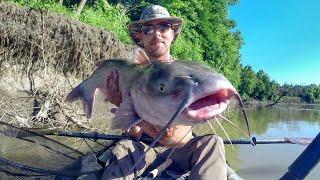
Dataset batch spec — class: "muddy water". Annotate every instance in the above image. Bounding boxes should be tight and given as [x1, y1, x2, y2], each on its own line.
[1, 105, 319, 179]
[194, 106, 320, 180]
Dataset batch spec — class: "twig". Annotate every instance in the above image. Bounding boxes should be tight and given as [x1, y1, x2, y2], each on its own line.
[267, 85, 296, 107]
[55, 98, 91, 130]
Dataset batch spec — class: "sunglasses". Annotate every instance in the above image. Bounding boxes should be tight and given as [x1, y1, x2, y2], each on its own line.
[140, 23, 172, 35]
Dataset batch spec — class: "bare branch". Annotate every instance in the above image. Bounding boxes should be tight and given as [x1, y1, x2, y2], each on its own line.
[76, 0, 87, 15]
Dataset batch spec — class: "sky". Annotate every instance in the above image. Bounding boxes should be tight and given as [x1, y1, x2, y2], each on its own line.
[229, 0, 320, 85]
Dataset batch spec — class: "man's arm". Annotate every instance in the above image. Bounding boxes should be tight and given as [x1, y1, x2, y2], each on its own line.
[132, 121, 193, 148]
[105, 65, 193, 148]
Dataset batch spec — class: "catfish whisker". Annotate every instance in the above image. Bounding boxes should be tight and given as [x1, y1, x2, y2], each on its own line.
[218, 114, 250, 139]
[218, 115, 255, 146]
[130, 85, 193, 174]
[207, 120, 218, 135]
[207, 120, 227, 160]
[215, 117, 234, 149]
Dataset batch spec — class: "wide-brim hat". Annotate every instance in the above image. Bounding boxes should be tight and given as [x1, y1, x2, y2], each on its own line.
[128, 5, 183, 47]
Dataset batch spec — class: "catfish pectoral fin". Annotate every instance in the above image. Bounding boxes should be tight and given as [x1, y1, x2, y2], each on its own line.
[112, 97, 142, 130]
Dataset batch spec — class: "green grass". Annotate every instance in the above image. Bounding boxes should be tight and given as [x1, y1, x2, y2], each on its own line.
[8, 0, 132, 43]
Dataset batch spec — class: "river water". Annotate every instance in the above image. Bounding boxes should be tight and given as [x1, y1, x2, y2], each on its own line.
[195, 106, 320, 180]
[1, 105, 319, 179]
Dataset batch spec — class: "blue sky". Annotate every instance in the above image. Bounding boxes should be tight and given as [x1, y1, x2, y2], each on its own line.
[229, 0, 320, 85]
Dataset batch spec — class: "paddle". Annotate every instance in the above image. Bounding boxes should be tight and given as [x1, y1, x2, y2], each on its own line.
[27, 130, 313, 146]
[280, 131, 320, 180]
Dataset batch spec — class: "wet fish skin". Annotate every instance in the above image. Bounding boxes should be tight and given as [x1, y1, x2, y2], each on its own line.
[66, 59, 238, 129]
[128, 60, 237, 127]
[65, 60, 143, 118]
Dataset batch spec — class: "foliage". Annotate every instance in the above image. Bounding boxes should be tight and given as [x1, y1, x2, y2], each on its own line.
[9, 0, 131, 43]
[300, 84, 320, 103]
[5, 0, 320, 104]
[11, 0, 73, 14]
[108, 0, 243, 86]
[276, 84, 320, 104]
[165, 0, 243, 87]
[252, 70, 277, 101]
[78, 1, 131, 43]
[238, 65, 257, 100]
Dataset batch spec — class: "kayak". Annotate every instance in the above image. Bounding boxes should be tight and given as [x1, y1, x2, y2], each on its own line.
[0, 121, 319, 179]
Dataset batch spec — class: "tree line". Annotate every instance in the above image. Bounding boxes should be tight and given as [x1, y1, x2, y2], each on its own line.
[9, 0, 320, 104]
[239, 66, 320, 104]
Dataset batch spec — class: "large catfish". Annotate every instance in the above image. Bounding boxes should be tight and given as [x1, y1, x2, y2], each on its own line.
[65, 55, 250, 137]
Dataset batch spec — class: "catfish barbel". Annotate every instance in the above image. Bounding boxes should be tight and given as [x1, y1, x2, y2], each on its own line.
[65, 59, 250, 135]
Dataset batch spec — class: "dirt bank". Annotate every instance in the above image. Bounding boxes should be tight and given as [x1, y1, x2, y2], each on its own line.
[0, 2, 135, 132]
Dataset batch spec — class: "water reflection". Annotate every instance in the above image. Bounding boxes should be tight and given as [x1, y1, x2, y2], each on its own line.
[194, 106, 320, 179]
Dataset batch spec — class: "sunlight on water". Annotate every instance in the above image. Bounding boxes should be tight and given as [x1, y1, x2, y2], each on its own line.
[238, 121, 319, 180]
[194, 106, 320, 180]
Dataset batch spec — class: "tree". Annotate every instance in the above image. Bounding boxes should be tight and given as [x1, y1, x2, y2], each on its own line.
[238, 65, 257, 99]
[300, 84, 320, 103]
[77, 0, 87, 15]
[166, 0, 243, 87]
[113, 0, 243, 87]
[251, 70, 274, 101]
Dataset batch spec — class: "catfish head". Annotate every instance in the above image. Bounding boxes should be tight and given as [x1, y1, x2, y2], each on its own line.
[65, 57, 249, 135]
[129, 60, 240, 127]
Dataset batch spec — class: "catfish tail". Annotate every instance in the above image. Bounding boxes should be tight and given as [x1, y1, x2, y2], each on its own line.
[65, 59, 142, 119]
[65, 80, 96, 119]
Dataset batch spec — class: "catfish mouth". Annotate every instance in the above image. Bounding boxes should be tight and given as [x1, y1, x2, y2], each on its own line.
[184, 89, 236, 121]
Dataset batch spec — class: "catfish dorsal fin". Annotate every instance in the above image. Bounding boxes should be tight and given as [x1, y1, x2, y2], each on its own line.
[132, 48, 150, 65]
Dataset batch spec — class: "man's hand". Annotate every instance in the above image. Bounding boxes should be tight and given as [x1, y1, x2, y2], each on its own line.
[106, 70, 122, 106]
[136, 121, 193, 148]
[127, 125, 143, 140]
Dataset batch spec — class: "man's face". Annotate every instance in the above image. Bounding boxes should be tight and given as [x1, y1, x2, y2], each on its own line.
[140, 20, 175, 59]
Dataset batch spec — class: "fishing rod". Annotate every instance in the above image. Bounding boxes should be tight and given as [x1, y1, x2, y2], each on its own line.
[280, 131, 320, 180]
[32, 130, 313, 146]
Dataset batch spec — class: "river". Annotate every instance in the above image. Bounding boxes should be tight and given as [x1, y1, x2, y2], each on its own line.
[194, 106, 320, 180]
[1, 106, 319, 179]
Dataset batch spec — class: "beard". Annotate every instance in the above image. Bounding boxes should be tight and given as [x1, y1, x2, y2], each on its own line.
[145, 42, 169, 58]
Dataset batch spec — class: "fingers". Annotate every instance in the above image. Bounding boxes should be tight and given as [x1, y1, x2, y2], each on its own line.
[110, 107, 117, 114]
[105, 69, 123, 106]
[126, 125, 143, 140]
[106, 70, 117, 93]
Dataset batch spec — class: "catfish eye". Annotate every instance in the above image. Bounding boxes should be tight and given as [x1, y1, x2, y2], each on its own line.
[159, 84, 166, 92]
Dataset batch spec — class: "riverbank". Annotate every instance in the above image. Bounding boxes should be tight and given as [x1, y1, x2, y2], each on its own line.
[0, 2, 133, 132]
[242, 99, 320, 110]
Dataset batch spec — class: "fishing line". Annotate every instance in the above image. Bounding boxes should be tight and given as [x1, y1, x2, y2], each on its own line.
[0, 121, 84, 156]
[206, 120, 227, 161]
[234, 94, 251, 137]
[83, 138, 97, 154]
[218, 114, 251, 139]
[166, 126, 194, 160]
[145, 126, 195, 179]
[130, 80, 195, 174]
[215, 117, 234, 149]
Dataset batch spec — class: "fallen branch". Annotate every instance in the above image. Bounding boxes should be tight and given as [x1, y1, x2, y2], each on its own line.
[267, 85, 296, 107]
[55, 98, 91, 130]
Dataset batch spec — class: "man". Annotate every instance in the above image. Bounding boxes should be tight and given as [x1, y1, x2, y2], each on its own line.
[100, 5, 242, 180]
